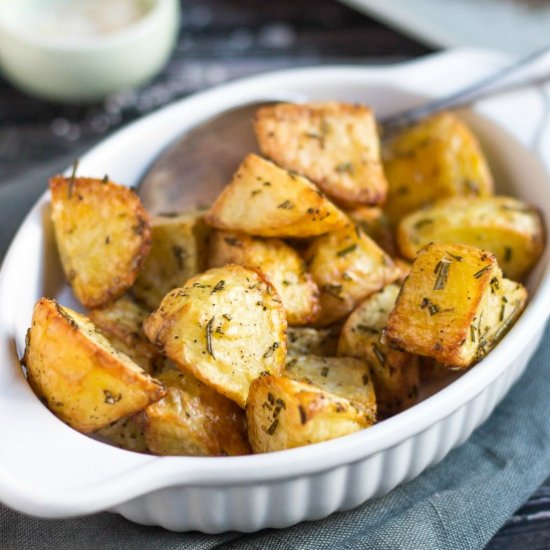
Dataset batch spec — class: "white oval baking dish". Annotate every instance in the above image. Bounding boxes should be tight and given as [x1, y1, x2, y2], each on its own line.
[0, 48, 549, 533]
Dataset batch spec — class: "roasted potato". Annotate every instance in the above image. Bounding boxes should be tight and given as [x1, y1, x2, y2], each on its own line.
[133, 212, 210, 310]
[305, 224, 400, 325]
[49, 175, 151, 308]
[345, 206, 397, 256]
[205, 154, 349, 238]
[285, 355, 377, 423]
[246, 374, 372, 453]
[287, 325, 341, 356]
[208, 230, 320, 325]
[383, 112, 493, 223]
[254, 102, 388, 206]
[384, 243, 527, 368]
[143, 369, 250, 456]
[89, 295, 162, 374]
[24, 298, 166, 433]
[94, 413, 148, 453]
[143, 265, 287, 408]
[397, 196, 544, 280]
[337, 284, 420, 417]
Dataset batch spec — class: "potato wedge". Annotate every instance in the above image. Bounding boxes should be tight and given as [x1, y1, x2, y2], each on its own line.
[143, 265, 287, 407]
[89, 295, 162, 374]
[143, 369, 250, 456]
[397, 196, 544, 280]
[133, 212, 210, 310]
[208, 230, 320, 325]
[246, 375, 372, 453]
[205, 153, 348, 237]
[287, 325, 341, 356]
[285, 355, 376, 423]
[254, 102, 387, 206]
[337, 284, 420, 417]
[346, 206, 397, 256]
[306, 224, 400, 325]
[24, 298, 166, 433]
[382, 112, 493, 223]
[49, 175, 151, 308]
[384, 243, 526, 368]
[94, 413, 148, 453]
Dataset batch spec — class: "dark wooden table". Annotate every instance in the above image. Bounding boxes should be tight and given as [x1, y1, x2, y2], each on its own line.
[1, 1, 548, 547]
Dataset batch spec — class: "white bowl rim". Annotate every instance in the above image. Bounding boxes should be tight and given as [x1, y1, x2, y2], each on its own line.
[0, 47, 549, 517]
[0, 0, 177, 51]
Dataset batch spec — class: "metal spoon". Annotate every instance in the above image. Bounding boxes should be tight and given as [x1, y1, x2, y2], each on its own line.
[138, 47, 550, 214]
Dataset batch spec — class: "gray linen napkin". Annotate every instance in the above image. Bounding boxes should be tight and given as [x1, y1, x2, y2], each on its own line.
[1, 160, 549, 550]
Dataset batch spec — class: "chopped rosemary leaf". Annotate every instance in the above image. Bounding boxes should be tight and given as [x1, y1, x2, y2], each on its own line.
[335, 161, 354, 174]
[470, 324, 476, 343]
[500, 301, 506, 322]
[266, 418, 279, 435]
[263, 342, 280, 358]
[433, 258, 451, 290]
[211, 280, 225, 294]
[372, 343, 386, 366]
[336, 244, 357, 257]
[277, 200, 294, 210]
[68, 159, 79, 199]
[224, 237, 242, 247]
[321, 284, 344, 301]
[362, 374, 369, 385]
[504, 246, 513, 263]
[420, 297, 441, 316]
[446, 252, 463, 262]
[101, 174, 109, 183]
[414, 218, 433, 230]
[473, 265, 491, 279]
[206, 317, 215, 359]
[298, 405, 307, 424]
[321, 366, 329, 377]
[357, 324, 379, 334]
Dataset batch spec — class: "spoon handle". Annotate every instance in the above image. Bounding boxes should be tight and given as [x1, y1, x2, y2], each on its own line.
[380, 44, 550, 133]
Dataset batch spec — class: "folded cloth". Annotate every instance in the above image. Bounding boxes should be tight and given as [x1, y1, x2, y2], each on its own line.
[1, 159, 549, 550]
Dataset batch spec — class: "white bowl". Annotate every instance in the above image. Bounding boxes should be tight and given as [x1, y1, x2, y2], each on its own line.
[0, 0, 179, 103]
[0, 49, 549, 533]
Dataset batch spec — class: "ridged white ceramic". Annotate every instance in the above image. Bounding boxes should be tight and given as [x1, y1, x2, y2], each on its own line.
[0, 49, 549, 533]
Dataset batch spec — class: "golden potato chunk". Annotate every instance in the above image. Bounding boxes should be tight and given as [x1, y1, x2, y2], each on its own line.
[346, 206, 397, 256]
[287, 325, 341, 356]
[89, 295, 162, 374]
[384, 243, 526, 368]
[24, 298, 166, 433]
[133, 212, 210, 310]
[205, 154, 348, 238]
[337, 284, 420, 418]
[95, 413, 148, 453]
[285, 355, 376, 423]
[397, 196, 544, 280]
[49, 175, 151, 308]
[143, 265, 287, 407]
[383, 112, 493, 223]
[246, 375, 372, 453]
[306, 224, 400, 325]
[254, 102, 388, 206]
[143, 369, 250, 456]
[208, 230, 320, 325]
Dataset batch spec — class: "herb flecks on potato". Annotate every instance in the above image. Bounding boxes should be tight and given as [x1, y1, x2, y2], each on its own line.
[397, 196, 544, 281]
[255, 102, 388, 207]
[384, 243, 527, 369]
[208, 230, 320, 325]
[143, 265, 287, 408]
[205, 153, 348, 238]
[338, 284, 420, 418]
[49, 175, 151, 308]
[383, 112, 493, 223]
[24, 298, 166, 433]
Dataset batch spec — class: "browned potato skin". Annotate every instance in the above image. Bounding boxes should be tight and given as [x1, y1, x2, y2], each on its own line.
[49, 176, 152, 308]
[346, 207, 397, 256]
[208, 230, 320, 325]
[255, 102, 388, 207]
[95, 413, 148, 453]
[89, 295, 162, 374]
[384, 243, 524, 368]
[143, 265, 287, 408]
[306, 224, 400, 325]
[397, 196, 545, 281]
[133, 212, 210, 310]
[143, 369, 250, 456]
[246, 375, 372, 453]
[287, 325, 341, 356]
[338, 284, 419, 418]
[24, 298, 166, 433]
[285, 355, 377, 423]
[205, 154, 349, 238]
[383, 112, 493, 224]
